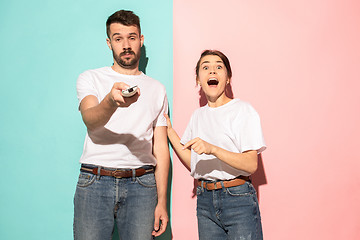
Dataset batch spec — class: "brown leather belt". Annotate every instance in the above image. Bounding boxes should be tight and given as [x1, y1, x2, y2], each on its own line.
[80, 165, 155, 178]
[198, 176, 250, 190]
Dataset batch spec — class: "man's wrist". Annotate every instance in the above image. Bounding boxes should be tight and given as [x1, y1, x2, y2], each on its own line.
[105, 93, 118, 108]
[157, 195, 167, 206]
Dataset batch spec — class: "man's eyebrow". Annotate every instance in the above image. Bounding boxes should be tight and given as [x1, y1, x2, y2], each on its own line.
[111, 33, 121, 38]
[111, 32, 138, 38]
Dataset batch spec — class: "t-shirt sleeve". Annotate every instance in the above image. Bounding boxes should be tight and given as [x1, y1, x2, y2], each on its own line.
[153, 89, 169, 127]
[76, 71, 98, 108]
[239, 106, 267, 154]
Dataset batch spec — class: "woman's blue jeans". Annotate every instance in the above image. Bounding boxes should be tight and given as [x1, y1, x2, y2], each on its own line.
[73, 166, 157, 240]
[196, 181, 263, 240]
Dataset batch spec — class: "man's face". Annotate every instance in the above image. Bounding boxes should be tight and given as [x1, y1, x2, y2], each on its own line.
[106, 23, 143, 69]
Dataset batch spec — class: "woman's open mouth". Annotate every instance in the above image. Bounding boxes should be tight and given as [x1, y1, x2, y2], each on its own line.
[207, 78, 219, 86]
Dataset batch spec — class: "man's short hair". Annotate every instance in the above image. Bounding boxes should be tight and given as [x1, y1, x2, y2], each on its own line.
[106, 10, 141, 38]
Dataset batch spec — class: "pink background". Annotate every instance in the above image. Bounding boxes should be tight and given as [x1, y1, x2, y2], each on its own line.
[172, 0, 360, 239]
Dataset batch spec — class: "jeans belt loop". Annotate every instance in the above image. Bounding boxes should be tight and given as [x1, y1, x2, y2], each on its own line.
[220, 181, 226, 192]
[132, 169, 136, 181]
[97, 166, 101, 180]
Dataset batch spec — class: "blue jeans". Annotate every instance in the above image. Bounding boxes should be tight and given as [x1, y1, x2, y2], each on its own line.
[196, 181, 263, 240]
[73, 165, 157, 240]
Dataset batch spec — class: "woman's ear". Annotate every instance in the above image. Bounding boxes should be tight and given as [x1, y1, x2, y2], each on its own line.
[196, 77, 201, 86]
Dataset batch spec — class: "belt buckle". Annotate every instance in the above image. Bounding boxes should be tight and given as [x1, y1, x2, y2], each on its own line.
[112, 169, 124, 178]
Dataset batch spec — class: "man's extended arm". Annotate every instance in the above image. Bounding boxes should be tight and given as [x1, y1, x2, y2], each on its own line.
[79, 82, 140, 131]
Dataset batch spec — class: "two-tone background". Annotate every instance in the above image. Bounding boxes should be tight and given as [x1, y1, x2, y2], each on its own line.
[1, 0, 359, 239]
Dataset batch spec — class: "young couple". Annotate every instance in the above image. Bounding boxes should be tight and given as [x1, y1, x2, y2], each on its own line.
[74, 9, 266, 240]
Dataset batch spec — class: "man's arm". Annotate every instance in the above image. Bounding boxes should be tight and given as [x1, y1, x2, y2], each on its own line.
[80, 82, 140, 131]
[152, 126, 170, 237]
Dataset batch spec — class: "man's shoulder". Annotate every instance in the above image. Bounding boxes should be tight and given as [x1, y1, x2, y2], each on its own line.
[140, 73, 161, 83]
[140, 73, 166, 90]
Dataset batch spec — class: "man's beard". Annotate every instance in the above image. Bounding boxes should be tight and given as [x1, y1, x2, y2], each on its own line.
[113, 49, 140, 69]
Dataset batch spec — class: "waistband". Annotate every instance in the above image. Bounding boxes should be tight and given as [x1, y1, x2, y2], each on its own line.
[197, 176, 250, 191]
[80, 164, 155, 179]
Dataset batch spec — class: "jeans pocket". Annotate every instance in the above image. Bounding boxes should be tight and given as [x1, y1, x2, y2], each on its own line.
[76, 172, 96, 187]
[226, 182, 252, 197]
[136, 173, 156, 188]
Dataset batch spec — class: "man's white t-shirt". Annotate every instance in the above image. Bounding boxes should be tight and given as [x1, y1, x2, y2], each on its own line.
[181, 99, 266, 180]
[76, 66, 168, 168]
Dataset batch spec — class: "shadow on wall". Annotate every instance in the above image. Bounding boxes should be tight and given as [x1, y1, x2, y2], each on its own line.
[139, 45, 149, 74]
[252, 154, 267, 203]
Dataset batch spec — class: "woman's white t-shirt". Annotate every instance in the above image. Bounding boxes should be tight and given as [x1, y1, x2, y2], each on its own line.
[181, 99, 266, 180]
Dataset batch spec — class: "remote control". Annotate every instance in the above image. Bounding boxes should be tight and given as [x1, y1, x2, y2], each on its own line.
[122, 85, 138, 97]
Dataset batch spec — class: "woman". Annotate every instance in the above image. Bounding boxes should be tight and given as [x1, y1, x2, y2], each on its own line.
[165, 50, 266, 240]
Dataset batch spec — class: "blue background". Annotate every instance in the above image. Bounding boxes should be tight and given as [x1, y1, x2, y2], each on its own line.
[0, 1, 173, 239]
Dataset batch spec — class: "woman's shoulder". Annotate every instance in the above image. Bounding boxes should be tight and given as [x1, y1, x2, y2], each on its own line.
[230, 99, 259, 116]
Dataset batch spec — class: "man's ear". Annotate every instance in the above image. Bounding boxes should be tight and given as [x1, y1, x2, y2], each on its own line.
[106, 38, 112, 50]
[140, 34, 144, 47]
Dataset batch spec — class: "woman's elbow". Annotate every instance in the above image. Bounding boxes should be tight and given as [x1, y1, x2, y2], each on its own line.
[247, 160, 258, 175]
[244, 151, 259, 174]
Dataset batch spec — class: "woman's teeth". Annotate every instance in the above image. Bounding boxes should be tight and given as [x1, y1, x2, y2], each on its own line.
[207, 78, 219, 86]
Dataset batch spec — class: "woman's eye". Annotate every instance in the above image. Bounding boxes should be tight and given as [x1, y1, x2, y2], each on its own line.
[217, 65, 222, 69]
[203, 66, 209, 70]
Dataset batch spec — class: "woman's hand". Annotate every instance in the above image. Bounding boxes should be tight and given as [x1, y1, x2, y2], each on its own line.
[162, 113, 191, 169]
[183, 137, 215, 155]
[163, 113, 173, 132]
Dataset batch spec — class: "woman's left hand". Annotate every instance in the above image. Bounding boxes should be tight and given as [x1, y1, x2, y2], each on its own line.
[183, 137, 215, 155]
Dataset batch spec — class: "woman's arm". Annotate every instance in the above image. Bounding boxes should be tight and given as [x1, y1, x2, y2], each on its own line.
[183, 138, 258, 174]
[164, 114, 191, 169]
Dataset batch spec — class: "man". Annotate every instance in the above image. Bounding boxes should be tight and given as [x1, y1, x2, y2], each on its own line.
[74, 10, 170, 240]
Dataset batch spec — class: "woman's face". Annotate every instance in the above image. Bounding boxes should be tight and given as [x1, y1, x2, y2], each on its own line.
[197, 55, 230, 101]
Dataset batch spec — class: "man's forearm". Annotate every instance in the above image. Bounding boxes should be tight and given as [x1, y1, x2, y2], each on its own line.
[155, 159, 169, 205]
[153, 126, 170, 205]
[80, 94, 117, 131]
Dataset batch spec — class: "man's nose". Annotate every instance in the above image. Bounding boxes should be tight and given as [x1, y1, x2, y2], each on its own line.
[122, 39, 131, 49]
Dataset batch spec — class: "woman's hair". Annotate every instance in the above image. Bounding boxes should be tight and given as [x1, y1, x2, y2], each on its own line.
[195, 50, 232, 80]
